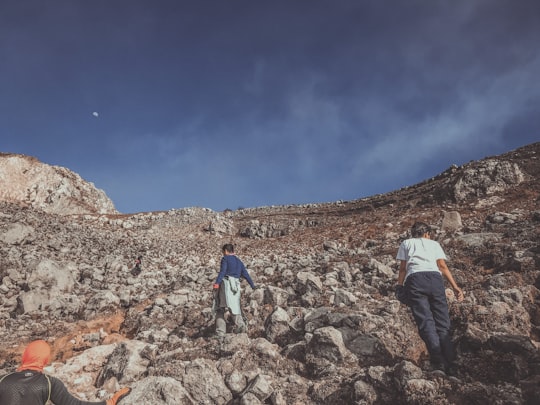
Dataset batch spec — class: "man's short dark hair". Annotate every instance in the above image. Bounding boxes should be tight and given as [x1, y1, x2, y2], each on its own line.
[411, 222, 432, 238]
[222, 243, 234, 253]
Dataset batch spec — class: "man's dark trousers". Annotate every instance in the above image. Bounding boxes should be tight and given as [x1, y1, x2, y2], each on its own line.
[405, 271, 455, 367]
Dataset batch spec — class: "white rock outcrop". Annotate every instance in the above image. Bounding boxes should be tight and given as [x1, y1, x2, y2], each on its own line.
[0, 153, 117, 215]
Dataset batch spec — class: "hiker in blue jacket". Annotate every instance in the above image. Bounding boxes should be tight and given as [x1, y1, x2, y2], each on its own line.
[213, 243, 257, 337]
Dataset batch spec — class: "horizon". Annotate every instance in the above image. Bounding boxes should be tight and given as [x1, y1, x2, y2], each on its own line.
[4, 140, 537, 214]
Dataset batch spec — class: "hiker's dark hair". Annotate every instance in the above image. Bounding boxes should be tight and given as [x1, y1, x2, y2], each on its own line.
[222, 243, 234, 253]
[411, 222, 432, 238]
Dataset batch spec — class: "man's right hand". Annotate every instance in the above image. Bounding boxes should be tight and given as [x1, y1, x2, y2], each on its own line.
[454, 287, 465, 302]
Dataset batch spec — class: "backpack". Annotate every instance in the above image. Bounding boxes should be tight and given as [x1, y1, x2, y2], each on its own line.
[0, 372, 52, 404]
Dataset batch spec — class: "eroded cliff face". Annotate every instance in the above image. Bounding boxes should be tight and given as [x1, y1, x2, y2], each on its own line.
[0, 143, 539, 404]
[0, 153, 117, 215]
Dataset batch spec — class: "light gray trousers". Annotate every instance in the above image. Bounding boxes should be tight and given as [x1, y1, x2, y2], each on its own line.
[215, 308, 246, 335]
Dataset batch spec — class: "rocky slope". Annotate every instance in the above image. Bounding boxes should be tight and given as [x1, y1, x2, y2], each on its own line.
[0, 142, 538, 404]
[0, 153, 117, 215]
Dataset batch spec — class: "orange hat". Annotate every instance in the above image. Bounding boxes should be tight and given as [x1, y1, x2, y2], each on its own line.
[17, 340, 51, 372]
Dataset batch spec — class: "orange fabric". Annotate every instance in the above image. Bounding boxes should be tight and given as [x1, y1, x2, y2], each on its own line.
[17, 340, 51, 372]
[106, 387, 132, 405]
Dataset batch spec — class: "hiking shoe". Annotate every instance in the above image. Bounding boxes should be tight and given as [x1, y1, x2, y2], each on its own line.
[431, 361, 445, 371]
[446, 363, 458, 377]
[213, 334, 225, 343]
[431, 362, 446, 377]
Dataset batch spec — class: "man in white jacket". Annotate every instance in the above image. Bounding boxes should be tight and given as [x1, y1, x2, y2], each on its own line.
[396, 222, 464, 375]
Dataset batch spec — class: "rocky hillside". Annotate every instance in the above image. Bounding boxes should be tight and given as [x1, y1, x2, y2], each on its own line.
[0, 153, 117, 215]
[0, 142, 538, 404]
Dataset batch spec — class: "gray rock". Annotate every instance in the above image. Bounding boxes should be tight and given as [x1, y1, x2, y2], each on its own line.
[0, 143, 539, 405]
[121, 376, 195, 405]
[441, 211, 462, 232]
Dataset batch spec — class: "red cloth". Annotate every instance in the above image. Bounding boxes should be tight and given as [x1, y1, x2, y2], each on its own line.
[17, 340, 51, 372]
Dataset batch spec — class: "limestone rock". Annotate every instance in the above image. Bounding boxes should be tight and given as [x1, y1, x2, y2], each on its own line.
[0, 142, 538, 404]
[0, 153, 117, 214]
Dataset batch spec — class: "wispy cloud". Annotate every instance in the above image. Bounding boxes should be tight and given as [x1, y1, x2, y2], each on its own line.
[3, 1, 539, 212]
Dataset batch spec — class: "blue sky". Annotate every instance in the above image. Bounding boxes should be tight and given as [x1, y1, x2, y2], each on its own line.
[1, 1, 539, 213]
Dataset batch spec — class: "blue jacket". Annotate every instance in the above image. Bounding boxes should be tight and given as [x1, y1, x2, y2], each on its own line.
[215, 255, 255, 288]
